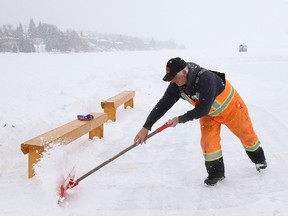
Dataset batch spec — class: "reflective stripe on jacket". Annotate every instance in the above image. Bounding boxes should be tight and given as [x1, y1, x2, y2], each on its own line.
[209, 80, 235, 116]
[181, 80, 235, 117]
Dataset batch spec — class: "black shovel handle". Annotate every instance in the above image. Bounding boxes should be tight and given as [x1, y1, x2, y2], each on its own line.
[75, 122, 172, 183]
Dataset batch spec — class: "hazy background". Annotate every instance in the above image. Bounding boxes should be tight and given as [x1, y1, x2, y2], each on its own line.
[1, 1, 288, 215]
[1, 0, 288, 51]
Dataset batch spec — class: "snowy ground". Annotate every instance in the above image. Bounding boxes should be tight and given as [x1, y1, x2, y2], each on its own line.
[1, 48, 288, 216]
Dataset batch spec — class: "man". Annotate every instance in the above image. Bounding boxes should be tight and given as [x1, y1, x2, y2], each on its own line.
[134, 57, 267, 186]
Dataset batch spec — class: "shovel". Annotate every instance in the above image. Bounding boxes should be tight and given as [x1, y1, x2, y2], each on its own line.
[57, 122, 172, 205]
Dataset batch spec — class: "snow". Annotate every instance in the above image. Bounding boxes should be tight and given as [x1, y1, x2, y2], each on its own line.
[1, 48, 288, 216]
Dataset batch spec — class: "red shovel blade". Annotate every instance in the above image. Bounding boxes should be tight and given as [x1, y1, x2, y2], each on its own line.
[57, 167, 78, 205]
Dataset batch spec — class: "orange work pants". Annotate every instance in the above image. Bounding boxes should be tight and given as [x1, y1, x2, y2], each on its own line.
[199, 88, 260, 161]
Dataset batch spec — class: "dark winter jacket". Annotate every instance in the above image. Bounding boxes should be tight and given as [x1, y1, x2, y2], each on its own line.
[143, 62, 226, 130]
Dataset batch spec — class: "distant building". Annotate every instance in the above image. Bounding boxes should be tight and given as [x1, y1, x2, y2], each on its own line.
[33, 38, 46, 53]
[239, 44, 247, 52]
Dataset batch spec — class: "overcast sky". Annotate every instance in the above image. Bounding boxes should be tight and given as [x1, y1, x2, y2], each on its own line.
[1, 0, 287, 49]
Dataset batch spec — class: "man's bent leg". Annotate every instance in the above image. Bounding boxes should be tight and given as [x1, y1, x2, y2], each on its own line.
[224, 93, 267, 171]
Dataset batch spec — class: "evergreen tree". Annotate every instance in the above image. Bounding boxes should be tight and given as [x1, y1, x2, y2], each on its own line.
[28, 18, 38, 38]
[15, 23, 24, 38]
[20, 37, 35, 52]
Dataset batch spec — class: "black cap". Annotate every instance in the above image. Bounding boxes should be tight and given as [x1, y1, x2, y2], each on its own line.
[163, 57, 187, 81]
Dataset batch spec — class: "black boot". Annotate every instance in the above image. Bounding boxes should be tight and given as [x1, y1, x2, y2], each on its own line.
[246, 146, 267, 171]
[204, 157, 225, 186]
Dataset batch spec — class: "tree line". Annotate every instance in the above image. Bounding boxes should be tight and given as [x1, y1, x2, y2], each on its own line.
[0, 19, 184, 53]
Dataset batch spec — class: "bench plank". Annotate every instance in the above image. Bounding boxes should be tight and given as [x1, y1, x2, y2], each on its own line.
[101, 90, 135, 121]
[21, 112, 107, 178]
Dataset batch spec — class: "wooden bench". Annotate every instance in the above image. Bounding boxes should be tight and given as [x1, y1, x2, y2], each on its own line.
[21, 112, 108, 178]
[101, 90, 135, 121]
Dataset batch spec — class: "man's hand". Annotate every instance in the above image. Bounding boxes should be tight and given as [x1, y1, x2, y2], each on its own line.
[134, 127, 149, 145]
[167, 117, 179, 127]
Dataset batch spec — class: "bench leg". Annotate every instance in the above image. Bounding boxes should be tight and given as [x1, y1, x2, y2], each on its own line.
[89, 124, 104, 139]
[28, 148, 44, 178]
[124, 98, 134, 109]
[103, 104, 116, 121]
